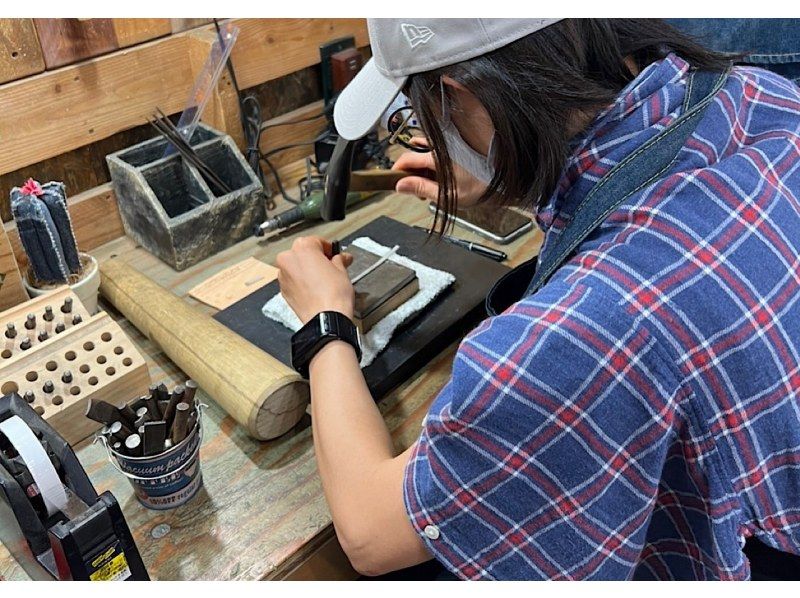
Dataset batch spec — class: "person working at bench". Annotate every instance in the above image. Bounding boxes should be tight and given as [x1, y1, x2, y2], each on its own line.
[275, 19, 800, 579]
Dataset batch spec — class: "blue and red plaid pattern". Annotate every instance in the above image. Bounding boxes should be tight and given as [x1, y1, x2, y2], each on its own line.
[403, 54, 800, 580]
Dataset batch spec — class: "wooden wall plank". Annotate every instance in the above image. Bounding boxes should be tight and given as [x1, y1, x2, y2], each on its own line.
[231, 19, 369, 90]
[112, 19, 171, 48]
[0, 224, 28, 310]
[260, 100, 327, 173]
[34, 18, 119, 69]
[0, 19, 45, 85]
[0, 35, 194, 178]
[170, 19, 213, 33]
[0, 124, 156, 223]
[0, 19, 368, 178]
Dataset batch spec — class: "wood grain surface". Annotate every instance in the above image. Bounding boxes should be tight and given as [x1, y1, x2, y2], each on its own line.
[112, 19, 171, 48]
[0, 223, 27, 311]
[170, 19, 213, 33]
[0, 19, 368, 179]
[0, 19, 44, 85]
[259, 100, 327, 173]
[34, 19, 119, 69]
[0, 190, 543, 580]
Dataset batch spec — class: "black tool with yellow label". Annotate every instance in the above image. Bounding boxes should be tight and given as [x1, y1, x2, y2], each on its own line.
[0, 393, 148, 580]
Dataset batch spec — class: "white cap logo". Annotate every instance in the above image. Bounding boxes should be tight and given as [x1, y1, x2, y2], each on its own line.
[401, 23, 434, 49]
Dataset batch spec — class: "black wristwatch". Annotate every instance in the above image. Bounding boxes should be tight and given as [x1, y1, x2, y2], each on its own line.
[291, 311, 362, 379]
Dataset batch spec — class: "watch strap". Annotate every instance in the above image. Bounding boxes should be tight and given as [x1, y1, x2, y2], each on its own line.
[291, 311, 362, 379]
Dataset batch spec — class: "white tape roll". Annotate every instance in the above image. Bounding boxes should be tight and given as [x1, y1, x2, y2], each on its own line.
[0, 416, 68, 517]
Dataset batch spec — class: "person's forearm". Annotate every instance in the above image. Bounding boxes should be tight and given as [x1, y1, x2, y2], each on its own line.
[308, 341, 396, 534]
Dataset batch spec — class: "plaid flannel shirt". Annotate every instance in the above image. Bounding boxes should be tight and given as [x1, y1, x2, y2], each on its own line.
[403, 54, 800, 580]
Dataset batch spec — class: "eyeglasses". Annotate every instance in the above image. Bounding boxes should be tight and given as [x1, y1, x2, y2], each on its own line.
[385, 105, 431, 153]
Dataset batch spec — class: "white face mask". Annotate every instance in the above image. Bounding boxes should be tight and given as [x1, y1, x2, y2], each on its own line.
[440, 80, 497, 185]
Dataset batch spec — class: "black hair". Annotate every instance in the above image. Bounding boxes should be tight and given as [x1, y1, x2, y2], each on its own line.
[404, 19, 734, 232]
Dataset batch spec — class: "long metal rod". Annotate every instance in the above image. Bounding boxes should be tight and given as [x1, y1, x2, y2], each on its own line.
[349, 245, 400, 284]
[149, 110, 233, 195]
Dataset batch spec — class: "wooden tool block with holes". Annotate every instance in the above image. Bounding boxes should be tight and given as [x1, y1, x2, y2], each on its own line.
[0, 288, 150, 445]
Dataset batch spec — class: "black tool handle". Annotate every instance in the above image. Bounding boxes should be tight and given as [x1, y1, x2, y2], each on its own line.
[466, 242, 507, 262]
[322, 137, 357, 221]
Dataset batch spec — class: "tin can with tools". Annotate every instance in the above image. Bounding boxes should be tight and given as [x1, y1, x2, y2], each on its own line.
[100, 403, 205, 510]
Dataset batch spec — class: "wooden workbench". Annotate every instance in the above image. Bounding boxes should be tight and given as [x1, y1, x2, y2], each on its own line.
[0, 191, 542, 580]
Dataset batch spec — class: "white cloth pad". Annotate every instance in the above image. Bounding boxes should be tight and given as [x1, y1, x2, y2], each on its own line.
[262, 237, 456, 367]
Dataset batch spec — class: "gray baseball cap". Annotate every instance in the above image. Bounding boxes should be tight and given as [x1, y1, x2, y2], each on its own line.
[334, 18, 562, 140]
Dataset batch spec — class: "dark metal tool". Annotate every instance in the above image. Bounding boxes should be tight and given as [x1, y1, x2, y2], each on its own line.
[162, 385, 184, 430]
[124, 434, 142, 457]
[171, 403, 191, 444]
[142, 421, 167, 457]
[85, 399, 122, 426]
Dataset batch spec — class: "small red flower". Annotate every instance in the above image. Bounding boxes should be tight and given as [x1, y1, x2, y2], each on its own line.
[21, 178, 43, 197]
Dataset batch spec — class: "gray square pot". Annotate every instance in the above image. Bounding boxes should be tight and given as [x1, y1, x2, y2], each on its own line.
[107, 124, 265, 271]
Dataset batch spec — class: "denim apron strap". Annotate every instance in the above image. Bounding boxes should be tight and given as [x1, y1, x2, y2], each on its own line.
[485, 66, 730, 317]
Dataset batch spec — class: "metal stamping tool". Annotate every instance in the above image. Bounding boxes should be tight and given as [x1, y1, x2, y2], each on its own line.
[144, 394, 162, 421]
[184, 379, 198, 404]
[162, 385, 184, 430]
[171, 403, 191, 444]
[118, 404, 138, 428]
[85, 399, 122, 426]
[142, 421, 167, 457]
[124, 434, 142, 457]
[61, 297, 73, 314]
[108, 421, 127, 444]
[5, 323, 16, 339]
[24, 314, 36, 330]
[43, 306, 54, 322]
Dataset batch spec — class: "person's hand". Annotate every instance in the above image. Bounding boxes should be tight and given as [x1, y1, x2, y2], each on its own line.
[392, 137, 487, 205]
[276, 237, 355, 325]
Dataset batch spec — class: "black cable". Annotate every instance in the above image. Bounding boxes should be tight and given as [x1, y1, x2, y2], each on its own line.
[260, 132, 329, 160]
[261, 111, 326, 130]
[260, 155, 300, 205]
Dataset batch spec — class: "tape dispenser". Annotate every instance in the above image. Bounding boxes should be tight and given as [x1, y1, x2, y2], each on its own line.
[0, 392, 148, 580]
